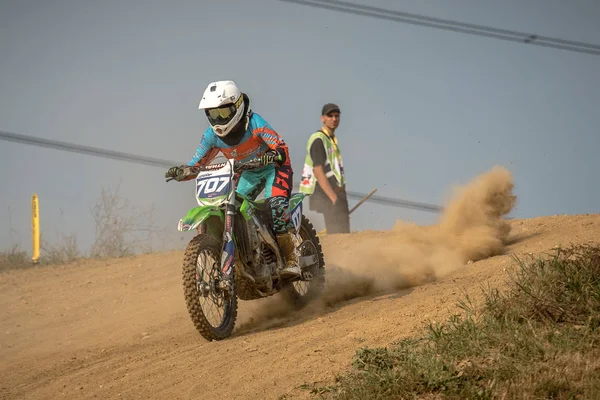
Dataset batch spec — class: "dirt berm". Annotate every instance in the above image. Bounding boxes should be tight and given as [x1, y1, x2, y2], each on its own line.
[1, 165, 598, 399]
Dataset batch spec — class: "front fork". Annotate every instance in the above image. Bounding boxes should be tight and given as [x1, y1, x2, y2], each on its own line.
[217, 203, 236, 294]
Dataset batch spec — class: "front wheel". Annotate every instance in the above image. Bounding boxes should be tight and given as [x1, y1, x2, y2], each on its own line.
[182, 233, 238, 341]
[283, 215, 326, 309]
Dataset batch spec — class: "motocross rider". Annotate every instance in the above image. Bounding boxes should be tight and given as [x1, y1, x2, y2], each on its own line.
[165, 80, 301, 278]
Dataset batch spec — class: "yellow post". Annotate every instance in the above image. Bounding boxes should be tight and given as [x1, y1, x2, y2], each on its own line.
[31, 194, 40, 264]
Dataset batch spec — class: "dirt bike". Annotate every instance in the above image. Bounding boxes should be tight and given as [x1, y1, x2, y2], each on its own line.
[166, 156, 325, 341]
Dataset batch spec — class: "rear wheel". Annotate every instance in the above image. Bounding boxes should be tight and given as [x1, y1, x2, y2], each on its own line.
[283, 215, 325, 309]
[182, 234, 238, 341]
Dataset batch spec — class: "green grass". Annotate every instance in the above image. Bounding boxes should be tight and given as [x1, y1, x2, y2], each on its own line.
[308, 244, 600, 399]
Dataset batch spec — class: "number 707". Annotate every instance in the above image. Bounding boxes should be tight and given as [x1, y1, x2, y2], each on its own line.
[197, 176, 230, 195]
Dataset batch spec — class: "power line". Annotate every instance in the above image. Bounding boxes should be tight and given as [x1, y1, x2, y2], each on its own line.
[0, 129, 443, 213]
[348, 190, 441, 212]
[0, 130, 176, 168]
[279, 0, 600, 56]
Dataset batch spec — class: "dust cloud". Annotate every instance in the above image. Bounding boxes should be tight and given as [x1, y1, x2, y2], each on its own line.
[235, 165, 517, 334]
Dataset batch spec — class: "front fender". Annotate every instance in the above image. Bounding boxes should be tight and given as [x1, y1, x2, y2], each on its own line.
[178, 206, 224, 232]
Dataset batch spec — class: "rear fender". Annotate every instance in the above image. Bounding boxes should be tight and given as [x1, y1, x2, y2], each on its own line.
[178, 206, 223, 232]
[288, 192, 307, 232]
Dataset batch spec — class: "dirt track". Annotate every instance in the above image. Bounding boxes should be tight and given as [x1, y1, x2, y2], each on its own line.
[1, 167, 599, 400]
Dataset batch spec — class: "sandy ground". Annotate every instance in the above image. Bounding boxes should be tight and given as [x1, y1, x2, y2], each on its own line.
[1, 166, 598, 400]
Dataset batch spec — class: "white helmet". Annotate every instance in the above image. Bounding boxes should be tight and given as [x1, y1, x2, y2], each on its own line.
[198, 80, 245, 137]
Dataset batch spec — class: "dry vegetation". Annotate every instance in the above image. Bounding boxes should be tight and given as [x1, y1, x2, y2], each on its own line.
[0, 182, 161, 271]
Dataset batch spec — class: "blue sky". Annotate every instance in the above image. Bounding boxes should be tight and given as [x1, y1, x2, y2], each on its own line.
[1, 0, 599, 253]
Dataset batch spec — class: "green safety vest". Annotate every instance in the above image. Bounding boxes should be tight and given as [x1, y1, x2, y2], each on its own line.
[299, 130, 346, 195]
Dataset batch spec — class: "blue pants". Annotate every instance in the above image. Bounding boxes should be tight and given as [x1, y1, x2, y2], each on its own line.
[236, 164, 294, 234]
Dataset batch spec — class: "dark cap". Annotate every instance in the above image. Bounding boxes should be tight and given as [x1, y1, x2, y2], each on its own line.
[321, 103, 341, 116]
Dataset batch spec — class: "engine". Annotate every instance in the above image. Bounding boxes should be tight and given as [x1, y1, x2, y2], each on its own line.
[233, 211, 279, 294]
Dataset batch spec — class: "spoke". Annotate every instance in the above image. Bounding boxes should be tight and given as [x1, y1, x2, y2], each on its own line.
[195, 248, 228, 328]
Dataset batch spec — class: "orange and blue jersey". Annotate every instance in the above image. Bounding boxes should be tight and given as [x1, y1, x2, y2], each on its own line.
[187, 112, 291, 168]
[187, 111, 294, 232]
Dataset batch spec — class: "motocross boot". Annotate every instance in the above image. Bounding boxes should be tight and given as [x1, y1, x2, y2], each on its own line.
[276, 232, 301, 278]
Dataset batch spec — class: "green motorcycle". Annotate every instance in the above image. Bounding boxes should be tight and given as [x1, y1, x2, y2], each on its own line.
[166, 156, 325, 341]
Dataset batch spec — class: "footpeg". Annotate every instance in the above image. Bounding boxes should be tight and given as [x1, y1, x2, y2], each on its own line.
[301, 269, 314, 280]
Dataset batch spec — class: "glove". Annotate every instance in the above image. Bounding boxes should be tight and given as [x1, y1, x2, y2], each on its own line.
[165, 166, 183, 180]
[259, 148, 286, 166]
[259, 150, 280, 166]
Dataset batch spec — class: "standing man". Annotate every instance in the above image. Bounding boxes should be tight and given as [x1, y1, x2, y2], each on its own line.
[299, 103, 350, 234]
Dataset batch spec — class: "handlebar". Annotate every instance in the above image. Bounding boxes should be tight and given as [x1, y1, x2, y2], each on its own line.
[166, 156, 277, 182]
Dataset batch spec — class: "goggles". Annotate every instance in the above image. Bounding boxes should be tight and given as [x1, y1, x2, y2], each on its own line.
[205, 96, 243, 126]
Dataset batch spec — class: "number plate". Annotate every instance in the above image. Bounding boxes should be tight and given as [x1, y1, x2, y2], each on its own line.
[195, 162, 233, 206]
